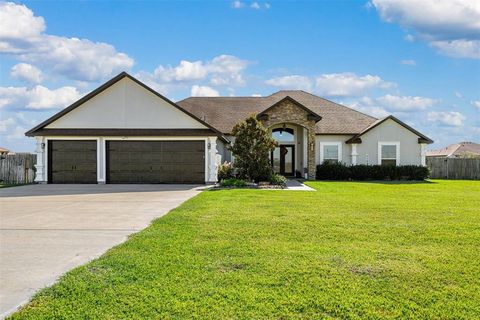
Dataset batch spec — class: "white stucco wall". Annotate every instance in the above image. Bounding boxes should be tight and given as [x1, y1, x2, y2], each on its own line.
[355, 119, 422, 165]
[314, 120, 424, 166]
[46, 78, 207, 129]
[315, 135, 354, 165]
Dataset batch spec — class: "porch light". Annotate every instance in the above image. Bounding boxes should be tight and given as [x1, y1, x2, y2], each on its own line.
[279, 123, 287, 136]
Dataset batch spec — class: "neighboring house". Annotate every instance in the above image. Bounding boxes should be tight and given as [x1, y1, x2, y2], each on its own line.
[426, 142, 480, 159]
[26, 72, 433, 184]
[0, 147, 10, 156]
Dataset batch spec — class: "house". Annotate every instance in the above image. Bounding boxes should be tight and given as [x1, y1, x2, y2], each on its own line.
[426, 142, 480, 159]
[26, 72, 433, 184]
[0, 147, 9, 156]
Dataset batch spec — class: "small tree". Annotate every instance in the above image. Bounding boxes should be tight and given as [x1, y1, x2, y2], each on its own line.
[229, 115, 277, 182]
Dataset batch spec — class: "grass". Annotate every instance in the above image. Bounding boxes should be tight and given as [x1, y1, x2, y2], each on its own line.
[10, 180, 480, 319]
[0, 183, 30, 188]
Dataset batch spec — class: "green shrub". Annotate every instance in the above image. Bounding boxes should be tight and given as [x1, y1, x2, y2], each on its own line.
[316, 163, 429, 181]
[220, 178, 247, 188]
[269, 173, 287, 187]
[218, 161, 235, 180]
[315, 162, 351, 180]
[229, 115, 277, 182]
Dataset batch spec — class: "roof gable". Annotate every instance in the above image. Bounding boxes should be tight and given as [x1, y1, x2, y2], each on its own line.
[26, 73, 225, 139]
[346, 115, 433, 144]
[257, 96, 322, 122]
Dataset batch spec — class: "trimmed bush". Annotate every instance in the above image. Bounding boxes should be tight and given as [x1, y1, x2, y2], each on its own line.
[269, 173, 287, 187]
[315, 162, 351, 180]
[220, 178, 247, 188]
[218, 161, 235, 180]
[316, 162, 429, 181]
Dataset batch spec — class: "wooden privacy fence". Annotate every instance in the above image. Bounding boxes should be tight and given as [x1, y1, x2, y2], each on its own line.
[426, 157, 480, 180]
[0, 153, 37, 184]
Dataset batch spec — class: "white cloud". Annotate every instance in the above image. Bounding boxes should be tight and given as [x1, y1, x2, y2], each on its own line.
[251, 93, 262, 97]
[371, 0, 480, 59]
[232, 1, 269, 10]
[0, 2, 134, 81]
[0, 2, 45, 41]
[472, 100, 480, 110]
[427, 111, 466, 127]
[152, 55, 249, 87]
[376, 94, 437, 112]
[315, 73, 394, 97]
[349, 94, 437, 118]
[155, 60, 208, 82]
[0, 85, 81, 110]
[191, 85, 220, 97]
[0, 117, 15, 132]
[400, 59, 416, 66]
[349, 97, 390, 118]
[232, 1, 243, 9]
[7, 125, 27, 140]
[208, 55, 249, 86]
[0, 112, 38, 142]
[251, 2, 260, 9]
[454, 91, 463, 98]
[10, 63, 43, 84]
[429, 39, 480, 59]
[265, 75, 312, 90]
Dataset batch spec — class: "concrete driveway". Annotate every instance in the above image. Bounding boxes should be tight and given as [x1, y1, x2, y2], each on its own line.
[0, 184, 202, 318]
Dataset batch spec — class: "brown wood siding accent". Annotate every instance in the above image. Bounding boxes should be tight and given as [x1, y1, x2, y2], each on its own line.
[32, 128, 217, 136]
[48, 140, 97, 184]
[106, 140, 205, 184]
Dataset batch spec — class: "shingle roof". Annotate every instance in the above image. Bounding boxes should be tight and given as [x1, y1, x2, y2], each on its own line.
[177, 90, 377, 135]
[427, 142, 480, 157]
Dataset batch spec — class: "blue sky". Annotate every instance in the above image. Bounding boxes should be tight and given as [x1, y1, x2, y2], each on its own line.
[0, 0, 479, 151]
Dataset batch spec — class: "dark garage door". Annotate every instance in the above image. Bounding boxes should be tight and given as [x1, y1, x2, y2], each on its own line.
[48, 140, 97, 184]
[107, 140, 205, 184]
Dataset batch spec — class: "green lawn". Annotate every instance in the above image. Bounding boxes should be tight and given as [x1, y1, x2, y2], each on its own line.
[11, 180, 480, 319]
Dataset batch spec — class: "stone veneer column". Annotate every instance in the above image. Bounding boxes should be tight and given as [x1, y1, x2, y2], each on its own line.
[306, 126, 316, 179]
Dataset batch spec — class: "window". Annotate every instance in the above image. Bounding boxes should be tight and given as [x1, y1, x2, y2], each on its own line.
[272, 127, 294, 142]
[320, 142, 342, 163]
[378, 142, 399, 166]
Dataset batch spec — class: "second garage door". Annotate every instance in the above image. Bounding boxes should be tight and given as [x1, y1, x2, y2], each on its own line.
[106, 140, 205, 184]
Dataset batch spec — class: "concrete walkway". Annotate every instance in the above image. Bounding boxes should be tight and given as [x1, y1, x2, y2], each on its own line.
[0, 184, 202, 318]
[285, 179, 316, 191]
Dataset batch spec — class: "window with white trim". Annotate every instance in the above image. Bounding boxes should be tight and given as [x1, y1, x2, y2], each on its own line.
[320, 142, 342, 164]
[378, 142, 399, 166]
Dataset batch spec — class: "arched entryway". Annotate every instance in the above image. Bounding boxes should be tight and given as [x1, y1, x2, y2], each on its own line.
[257, 97, 319, 179]
[271, 126, 296, 176]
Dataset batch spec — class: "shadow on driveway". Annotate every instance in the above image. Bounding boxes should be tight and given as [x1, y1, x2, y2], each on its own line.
[0, 183, 205, 198]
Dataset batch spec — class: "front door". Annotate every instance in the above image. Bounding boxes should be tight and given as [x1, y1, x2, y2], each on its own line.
[271, 145, 295, 176]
